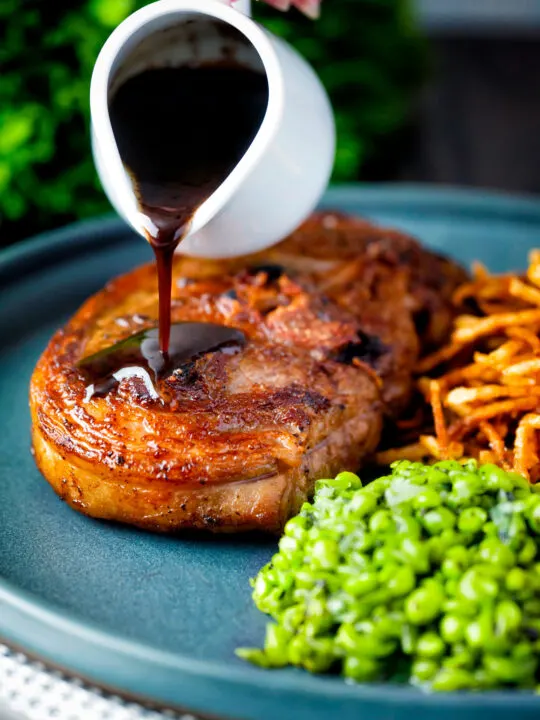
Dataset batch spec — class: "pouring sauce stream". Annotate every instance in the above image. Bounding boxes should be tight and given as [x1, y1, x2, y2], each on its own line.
[109, 64, 268, 354]
[79, 63, 267, 398]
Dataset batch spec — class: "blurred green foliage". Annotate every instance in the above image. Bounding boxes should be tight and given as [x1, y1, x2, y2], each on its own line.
[253, 0, 428, 180]
[0, 0, 427, 244]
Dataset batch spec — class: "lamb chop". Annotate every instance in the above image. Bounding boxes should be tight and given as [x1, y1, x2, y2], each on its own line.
[30, 212, 465, 533]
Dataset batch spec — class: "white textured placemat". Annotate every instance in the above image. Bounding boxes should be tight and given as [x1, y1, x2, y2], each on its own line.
[0, 644, 201, 720]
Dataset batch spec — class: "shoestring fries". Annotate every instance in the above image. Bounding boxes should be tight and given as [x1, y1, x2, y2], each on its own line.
[377, 251, 540, 481]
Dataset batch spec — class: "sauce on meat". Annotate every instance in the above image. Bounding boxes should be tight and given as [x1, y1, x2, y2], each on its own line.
[78, 322, 246, 400]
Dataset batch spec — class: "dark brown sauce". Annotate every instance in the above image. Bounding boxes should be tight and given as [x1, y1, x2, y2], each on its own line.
[82, 62, 267, 398]
[109, 63, 268, 353]
[78, 323, 246, 400]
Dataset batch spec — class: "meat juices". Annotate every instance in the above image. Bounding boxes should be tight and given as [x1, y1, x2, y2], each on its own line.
[101, 62, 268, 383]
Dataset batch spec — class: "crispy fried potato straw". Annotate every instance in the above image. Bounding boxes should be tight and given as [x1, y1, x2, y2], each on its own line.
[479, 421, 510, 469]
[383, 250, 540, 480]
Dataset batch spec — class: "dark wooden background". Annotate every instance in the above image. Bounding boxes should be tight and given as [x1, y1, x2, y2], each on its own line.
[399, 35, 540, 195]
[394, 0, 540, 195]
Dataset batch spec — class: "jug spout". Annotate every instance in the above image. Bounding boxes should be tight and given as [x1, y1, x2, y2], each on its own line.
[91, 0, 335, 258]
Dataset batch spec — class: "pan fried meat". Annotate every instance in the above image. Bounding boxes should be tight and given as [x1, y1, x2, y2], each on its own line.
[30, 213, 466, 533]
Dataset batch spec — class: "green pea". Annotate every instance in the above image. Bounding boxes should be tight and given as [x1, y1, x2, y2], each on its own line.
[458, 568, 499, 602]
[495, 600, 522, 636]
[508, 472, 531, 491]
[375, 612, 404, 639]
[401, 623, 418, 654]
[422, 507, 456, 535]
[428, 530, 462, 564]
[272, 554, 293, 574]
[431, 668, 474, 691]
[506, 567, 528, 593]
[442, 649, 474, 671]
[369, 509, 395, 534]
[444, 580, 458, 602]
[518, 537, 537, 564]
[348, 551, 371, 569]
[412, 659, 438, 682]
[334, 471, 362, 489]
[390, 460, 411, 474]
[343, 655, 380, 681]
[354, 532, 374, 552]
[366, 478, 390, 497]
[480, 464, 513, 491]
[458, 506, 488, 533]
[417, 632, 445, 658]
[465, 610, 498, 651]
[438, 460, 468, 477]
[343, 571, 378, 597]
[372, 546, 395, 568]
[281, 605, 305, 632]
[446, 545, 470, 565]
[305, 601, 333, 636]
[284, 514, 309, 537]
[400, 537, 430, 574]
[484, 654, 537, 683]
[235, 647, 272, 667]
[473, 668, 497, 689]
[478, 538, 516, 567]
[426, 468, 450, 486]
[482, 520, 498, 537]
[440, 614, 466, 644]
[443, 598, 477, 617]
[348, 491, 377, 518]
[311, 538, 339, 569]
[387, 566, 416, 597]
[394, 513, 422, 539]
[413, 487, 442, 510]
[287, 634, 308, 666]
[294, 570, 317, 589]
[474, 563, 506, 580]
[441, 558, 463, 580]
[303, 638, 336, 673]
[278, 535, 300, 557]
[263, 623, 291, 666]
[448, 476, 485, 507]
[335, 624, 395, 658]
[405, 585, 443, 625]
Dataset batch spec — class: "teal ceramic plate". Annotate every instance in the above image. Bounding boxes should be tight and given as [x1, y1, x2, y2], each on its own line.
[2, 185, 540, 720]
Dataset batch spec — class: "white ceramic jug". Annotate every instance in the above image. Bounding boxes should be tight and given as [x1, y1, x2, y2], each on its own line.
[90, 0, 335, 258]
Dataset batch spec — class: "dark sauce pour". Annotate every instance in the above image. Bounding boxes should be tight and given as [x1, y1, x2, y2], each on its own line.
[110, 63, 268, 353]
[82, 59, 268, 398]
[78, 323, 246, 400]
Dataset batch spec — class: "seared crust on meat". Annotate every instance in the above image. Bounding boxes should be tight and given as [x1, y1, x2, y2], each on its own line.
[30, 212, 466, 533]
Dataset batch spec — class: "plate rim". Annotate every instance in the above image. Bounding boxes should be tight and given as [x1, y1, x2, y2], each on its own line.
[2, 183, 540, 718]
[3, 182, 540, 274]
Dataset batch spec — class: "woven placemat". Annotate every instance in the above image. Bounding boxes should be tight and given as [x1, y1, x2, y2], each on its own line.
[0, 644, 201, 720]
